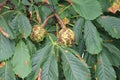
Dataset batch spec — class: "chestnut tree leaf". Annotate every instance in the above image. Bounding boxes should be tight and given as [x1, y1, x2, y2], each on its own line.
[73, 18, 84, 45]
[26, 39, 36, 57]
[98, 0, 114, 12]
[84, 21, 102, 54]
[26, 43, 52, 80]
[97, 16, 120, 39]
[12, 13, 32, 38]
[41, 46, 58, 80]
[103, 43, 120, 67]
[0, 33, 15, 61]
[12, 40, 32, 78]
[0, 16, 14, 39]
[22, 0, 31, 5]
[0, 61, 16, 80]
[60, 47, 91, 80]
[71, 0, 102, 20]
[96, 50, 116, 80]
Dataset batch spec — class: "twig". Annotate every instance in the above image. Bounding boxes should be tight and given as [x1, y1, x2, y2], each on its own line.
[36, 10, 41, 23]
[37, 68, 42, 80]
[41, 14, 55, 28]
[0, 27, 10, 38]
[54, 13, 66, 29]
[66, 0, 73, 5]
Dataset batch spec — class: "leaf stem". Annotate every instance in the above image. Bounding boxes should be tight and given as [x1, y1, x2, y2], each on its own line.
[56, 23, 59, 40]
[54, 13, 66, 29]
[0, 10, 14, 16]
[48, 33, 54, 44]
[41, 14, 55, 28]
[18, 0, 21, 6]
[58, 5, 71, 15]
[66, 0, 73, 5]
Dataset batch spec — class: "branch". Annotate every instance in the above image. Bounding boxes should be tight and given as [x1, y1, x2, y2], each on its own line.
[66, 0, 73, 5]
[54, 13, 66, 29]
[36, 10, 41, 23]
[41, 14, 55, 28]
[37, 68, 42, 80]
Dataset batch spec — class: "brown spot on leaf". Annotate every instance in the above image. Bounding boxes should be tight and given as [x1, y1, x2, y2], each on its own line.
[101, 16, 107, 19]
[94, 65, 96, 71]
[21, 33, 24, 38]
[97, 60, 101, 64]
[86, 74, 90, 78]
[0, 62, 5, 68]
[25, 61, 29, 65]
[0, 27, 10, 38]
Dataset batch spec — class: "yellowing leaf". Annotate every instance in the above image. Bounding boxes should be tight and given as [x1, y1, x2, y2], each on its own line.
[108, 2, 120, 13]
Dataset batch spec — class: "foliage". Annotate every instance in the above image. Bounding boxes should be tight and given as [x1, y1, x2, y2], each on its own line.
[0, 0, 120, 80]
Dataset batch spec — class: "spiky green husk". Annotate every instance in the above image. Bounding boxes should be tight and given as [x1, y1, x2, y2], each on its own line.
[58, 28, 75, 46]
[30, 25, 46, 42]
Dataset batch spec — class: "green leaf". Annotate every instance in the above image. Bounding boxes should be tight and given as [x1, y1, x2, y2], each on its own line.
[71, 0, 102, 20]
[96, 50, 116, 80]
[73, 18, 84, 44]
[34, 0, 42, 2]
[39, 6, 51, 21]
[11, 0, 19, 7]
[41, 46, 58, 80]
[85, 54, 97, 67]
[22, 0, 31, 5]
[60, 47, 91, 80]
[12, 40, 32, 78]
[0, 61, 16, 80]
[26, 43, 52, 80]
[98, 0, 113, 12]
[103, 43, 120, 67]
[97, 16, 120, 39]
[26, 39, 36, 57]
[0, 33, 15, 61]
[84, 21, 102, 54]
[12, 13, 32, 38]
[0, 16, 14, 39]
